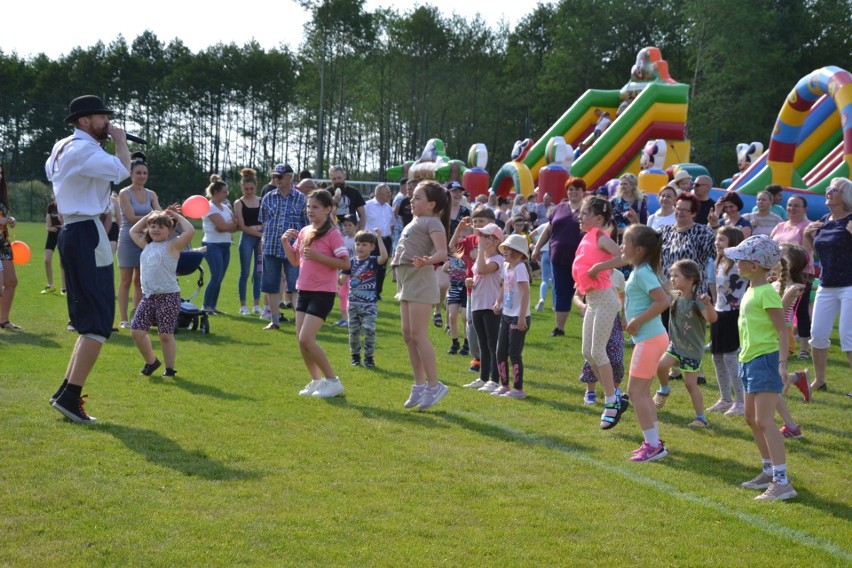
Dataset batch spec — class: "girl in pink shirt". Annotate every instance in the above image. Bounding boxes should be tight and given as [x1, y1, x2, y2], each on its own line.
[283, 189, 350, 399]
[572, 196, 627, 428]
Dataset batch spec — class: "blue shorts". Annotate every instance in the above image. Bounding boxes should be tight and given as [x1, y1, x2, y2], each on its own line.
[738, 351, 782, 394]
[261, 255, 299, 294]
[447, 282, 467, 307]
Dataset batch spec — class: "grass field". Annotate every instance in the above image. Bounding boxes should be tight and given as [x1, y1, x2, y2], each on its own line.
[1, 222, 850, 567]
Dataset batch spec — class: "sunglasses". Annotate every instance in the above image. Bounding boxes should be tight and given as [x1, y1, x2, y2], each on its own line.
[826, 186, 839, 194]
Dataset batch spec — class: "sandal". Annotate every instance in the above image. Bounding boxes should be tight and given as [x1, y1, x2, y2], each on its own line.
[433, 312, 443, 327]
[0, 321, 22, 330]
[600, 399, 628, 430]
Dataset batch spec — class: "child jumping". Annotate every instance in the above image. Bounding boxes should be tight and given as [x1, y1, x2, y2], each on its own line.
[572, 196, 627, 428]
[622, 225, 670, 461]
[128, 210, 196, 377]
[283, 189, 350, 399]
[492, 234, 532, 398]
[345, 228, 388, 368]
[724, 234, 796, 500]
[654, 260, 717, 427]
[392, 180, 451, 410]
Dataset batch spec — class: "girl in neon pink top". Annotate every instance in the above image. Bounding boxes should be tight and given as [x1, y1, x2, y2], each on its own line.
[572, 196, 627, 428]
[283, 189, 350, 399]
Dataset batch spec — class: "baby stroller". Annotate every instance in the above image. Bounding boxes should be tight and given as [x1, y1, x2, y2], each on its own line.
[175, 251, 210, 334]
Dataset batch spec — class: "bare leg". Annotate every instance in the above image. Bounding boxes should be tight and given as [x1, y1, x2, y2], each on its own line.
[0, 260, 18, 323]
[628, 376, 657, 430]
[45, 249, 55, 288]
[131, 329, 157, 364]
[683, 371, 705, 416]
[555, 310, 568, 331]
[159, 333, 177, 369]
[118, 266, 134, 322]
[132, 268, 143, 310]
[66, 336, 104, 386]
[296, 311, 335, 379]
[811, 346, 828, 388]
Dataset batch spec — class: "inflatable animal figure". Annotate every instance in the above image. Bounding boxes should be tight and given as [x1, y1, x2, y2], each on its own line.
[545, 137, 574, 170]
[736, 142, 764, 172]
[640, 139, 667, 171]
[511, 138, 535, 161]
[415, 138, 448, 166]
[468, 143, 488, 169]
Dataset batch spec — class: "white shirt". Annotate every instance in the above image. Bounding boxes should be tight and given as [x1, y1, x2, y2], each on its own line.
[647, 210, 676, 230]
[202, 201, 235, 243]
[364, 198, 394, 235]
[45, 129, 129, 216]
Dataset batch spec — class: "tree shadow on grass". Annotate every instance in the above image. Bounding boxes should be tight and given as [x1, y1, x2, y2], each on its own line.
[0, 331, 62, 349]
[434, 410, 596, 454]
[662, 448, 852, 522]
[96, 423, 262, 481]
[148, 375, 256, 401]
[342, 400, 450, 429]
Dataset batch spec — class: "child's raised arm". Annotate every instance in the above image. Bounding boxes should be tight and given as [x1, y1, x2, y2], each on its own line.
[129, 212, 152, 250]
[374, 228, 389, 266]
[169, 211, 196, 254]
[699, 293, 718, 324]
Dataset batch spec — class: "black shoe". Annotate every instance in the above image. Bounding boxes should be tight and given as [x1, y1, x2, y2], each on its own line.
[376, 295, 382, 302]
[550, 327, 565, 337]
[164, 368, 177, 377]
[141, 358, 162, 376]
[279, 301, 292, 310]
[697, 374, 707, 385]
[279, 315, 290, 323]
[459, 339, 470, 356]
[52, 392, 97, 423]
[351, 355, 361, 366]
[448, 342, 460, 355]
[363, 357, 375, 369]
[49, 381, 68, 404]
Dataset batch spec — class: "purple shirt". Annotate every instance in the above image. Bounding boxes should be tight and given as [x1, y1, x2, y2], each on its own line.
[548, 202, 582, 266]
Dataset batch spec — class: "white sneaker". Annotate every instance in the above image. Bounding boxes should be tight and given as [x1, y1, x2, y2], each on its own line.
[535, 299, 544, 312]
[299, 379, 323, 396]
[239, 306, 251, 315]
[252, 305, 263, 315]
[119, 321, 131, 329]
[418, 382, 449, 410]
[724, 402, 745, 416]
[755, 481, 797, 501]
[259, 309, 272, 320]
[312, 378, 344, 398]
[707, 399, 733, 413]
[478, 381, 499, 392]
[404, 385, 426, 408]
[501, 388, 526, 399]
[491, 385, 510, 396]
[463, 378, 487, 389]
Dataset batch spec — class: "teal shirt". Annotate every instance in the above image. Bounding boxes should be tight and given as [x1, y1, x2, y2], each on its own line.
[752, 203, 788, 221]
[625, 263, 667, 343]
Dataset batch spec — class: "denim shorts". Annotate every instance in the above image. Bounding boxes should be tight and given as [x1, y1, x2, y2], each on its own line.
[261, 255, 299, 294]
[738, 351, 782, 394]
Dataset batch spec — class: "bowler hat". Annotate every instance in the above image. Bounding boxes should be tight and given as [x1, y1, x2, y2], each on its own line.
[65, 95, 114, 123]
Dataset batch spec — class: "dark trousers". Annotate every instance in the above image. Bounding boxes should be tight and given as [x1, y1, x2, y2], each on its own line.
[372, 235, 393, 298]
[496, 314, 530, 390]
[472, 309, 501, 383]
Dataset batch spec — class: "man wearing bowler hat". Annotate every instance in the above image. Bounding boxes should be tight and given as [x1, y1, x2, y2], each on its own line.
[45, 95, 131, 423]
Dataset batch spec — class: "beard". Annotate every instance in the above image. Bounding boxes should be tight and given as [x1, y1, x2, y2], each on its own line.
[92, 124, 109, 142]
[333, 181, 345, 190]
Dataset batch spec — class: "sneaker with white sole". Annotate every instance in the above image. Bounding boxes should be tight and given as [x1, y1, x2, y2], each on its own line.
[404, 385, 426, 408]
[52, 392, 97, 423]
[119, 321, 131, 329]
[629, 440, 667, 462]
[740, 471, 773, 490]
[259, 309, 272, 320]
[252, 305, 264, 315]
[583, 391, 597, 405]
[724, 402, 745, 416]
[755, 481, 797, 501]
[312, 378, 344, 398]
[463, 378, 487, 389]
[239, 306, 251, 315]
[707, 399, 733, 413]
[299, 379, 323, 396]
[501, 388, 526, 399]
[418, 382, 449, 410]
[491, 385, 510, 397]
[535, 299, 544, 312]
[478, 381, 499, 392]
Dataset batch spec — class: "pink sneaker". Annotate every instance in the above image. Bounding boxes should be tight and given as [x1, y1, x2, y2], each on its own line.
[791, 370, 811, 403]
[629, 441, 668, 462]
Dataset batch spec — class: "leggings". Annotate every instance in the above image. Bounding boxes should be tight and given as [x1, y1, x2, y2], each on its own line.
[466, 298, 480, 359]
[712, 352, 744, 403]
[496, 314, 530, 390]
[472, 309, 500, 383]
[539, 249, 553, 304]
[795, 278, 812, 338]
[581, 287, 620, 367]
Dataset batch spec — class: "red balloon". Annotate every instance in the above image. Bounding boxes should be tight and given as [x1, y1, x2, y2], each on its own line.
[11, 241, 31, 265]
[182, 195, 210, 219]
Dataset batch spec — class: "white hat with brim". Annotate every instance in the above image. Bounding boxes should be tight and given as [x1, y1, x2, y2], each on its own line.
[498, 234, 530, 259]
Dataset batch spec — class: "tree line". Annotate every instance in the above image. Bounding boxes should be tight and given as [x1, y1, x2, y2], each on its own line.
[1, 0, 849, 217]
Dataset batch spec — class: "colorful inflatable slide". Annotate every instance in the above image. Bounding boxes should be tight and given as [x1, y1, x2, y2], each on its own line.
[716, 66, 851, 219]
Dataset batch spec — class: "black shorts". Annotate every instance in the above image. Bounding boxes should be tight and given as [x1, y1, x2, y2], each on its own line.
[108, 221, 119, 242]
[45, 231, 59, 251]
[295, 290, 336, 321]
[711, 309, 740, 354]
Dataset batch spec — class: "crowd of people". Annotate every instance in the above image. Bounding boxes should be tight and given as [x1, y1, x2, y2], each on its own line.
[2, 96, 851, 503]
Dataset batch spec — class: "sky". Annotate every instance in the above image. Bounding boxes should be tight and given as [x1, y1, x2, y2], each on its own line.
[2, 0, 528, 60]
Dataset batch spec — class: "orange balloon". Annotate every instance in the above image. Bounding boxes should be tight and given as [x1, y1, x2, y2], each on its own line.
[11, 241, 31, 265]
[182, 195, 210, 219]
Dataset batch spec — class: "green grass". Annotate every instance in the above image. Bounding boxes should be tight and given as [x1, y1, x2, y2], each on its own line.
[1, 222, 850, 567]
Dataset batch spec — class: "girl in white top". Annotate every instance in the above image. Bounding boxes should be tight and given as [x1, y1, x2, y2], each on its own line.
[492, 234, 532, 399]
[129, 210, 196, 377]
[202, 175, 238, 313]
[392, 180, 451, 410]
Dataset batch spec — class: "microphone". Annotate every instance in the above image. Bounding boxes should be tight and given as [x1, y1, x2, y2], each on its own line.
[126, 133, 148, 145]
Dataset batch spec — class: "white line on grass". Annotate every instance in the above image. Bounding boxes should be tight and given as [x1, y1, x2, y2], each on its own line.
[453, 411, 852, 563]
